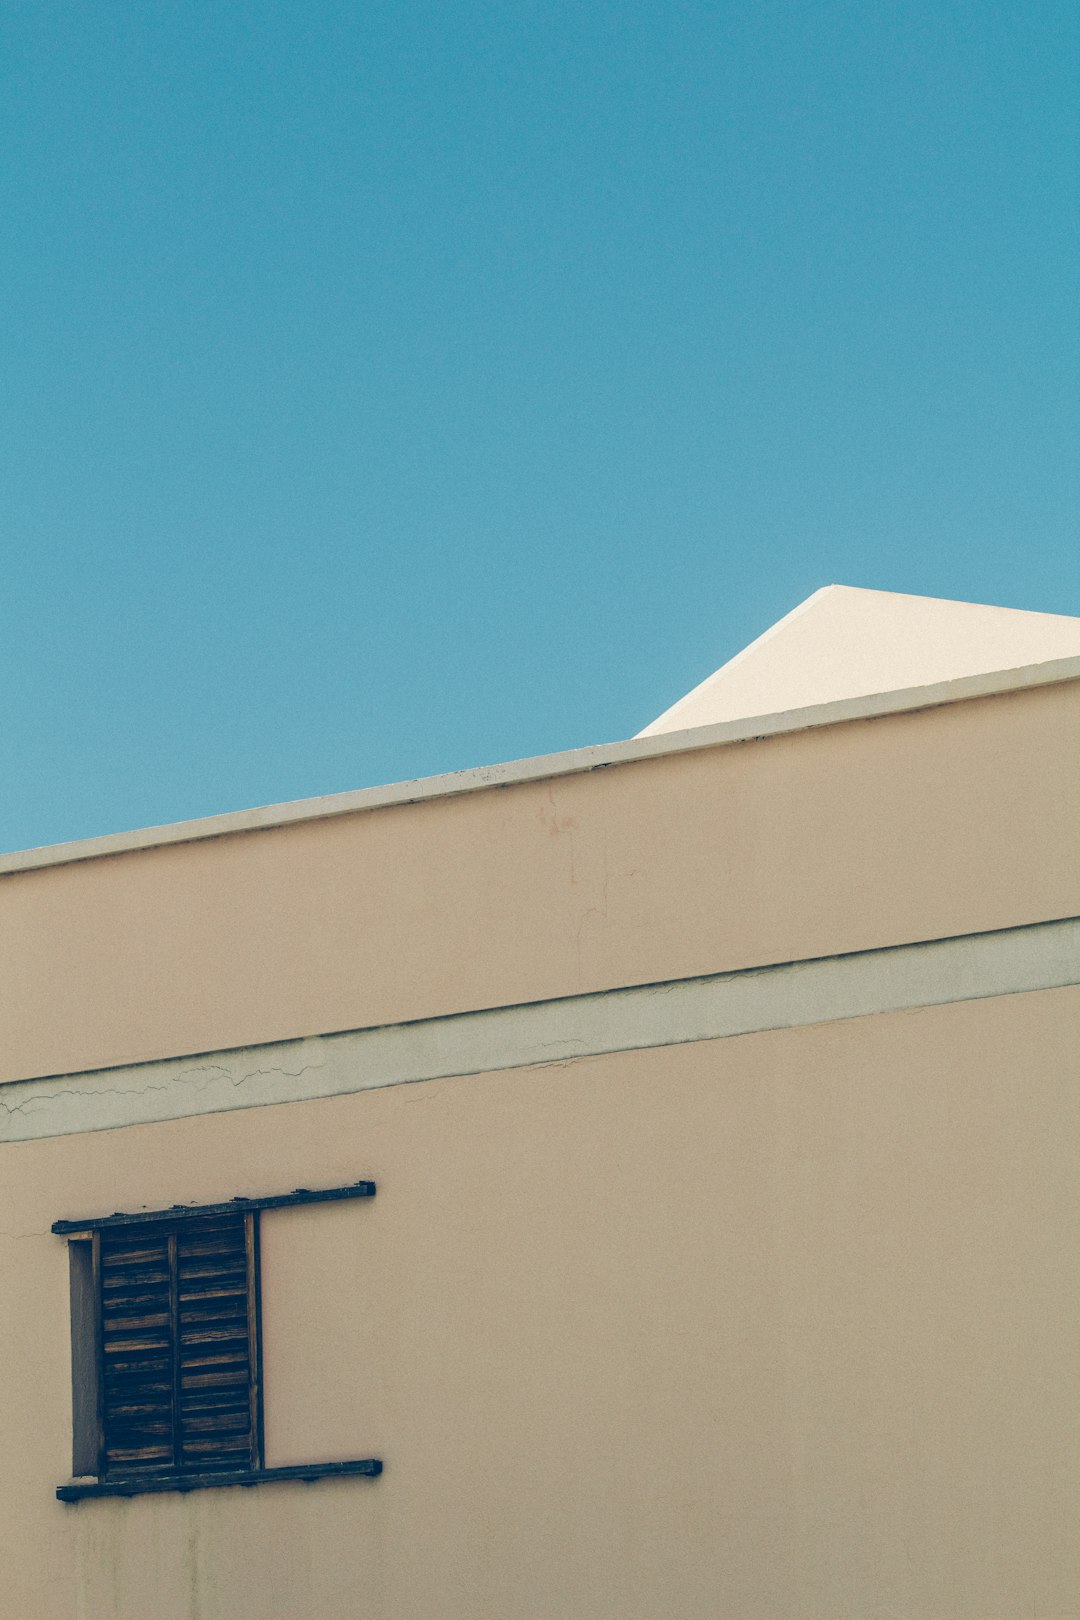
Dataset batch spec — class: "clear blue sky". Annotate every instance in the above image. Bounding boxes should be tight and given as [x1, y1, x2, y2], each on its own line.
[2, 1, 1078, 852]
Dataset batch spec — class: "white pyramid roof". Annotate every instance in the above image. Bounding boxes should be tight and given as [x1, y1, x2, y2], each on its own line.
[638, 585, 1080, 736]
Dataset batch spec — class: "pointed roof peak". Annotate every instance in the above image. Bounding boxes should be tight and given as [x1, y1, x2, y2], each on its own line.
[638, 585, 1080, 736]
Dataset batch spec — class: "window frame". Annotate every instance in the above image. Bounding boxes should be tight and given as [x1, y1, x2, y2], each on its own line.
[54, 1181, 382, 1502]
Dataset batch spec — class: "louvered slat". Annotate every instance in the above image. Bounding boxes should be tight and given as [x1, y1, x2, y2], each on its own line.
[100, 1226, 174, 1473]
[97, 1211, 259, 1479]
[176, 1213, 255, 1472]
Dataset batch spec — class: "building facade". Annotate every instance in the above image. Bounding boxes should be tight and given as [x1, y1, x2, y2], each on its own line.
[3, 587, 1080, 1619]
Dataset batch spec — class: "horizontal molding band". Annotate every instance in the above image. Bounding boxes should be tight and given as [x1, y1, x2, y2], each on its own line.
[3, 915, 1079, 1144]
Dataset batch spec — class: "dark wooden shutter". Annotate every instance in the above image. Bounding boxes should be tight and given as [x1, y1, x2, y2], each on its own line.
[99, 1224, 175, 1474]
[98, 1212, 260, 1479]
[176, 1212, 259, 1473]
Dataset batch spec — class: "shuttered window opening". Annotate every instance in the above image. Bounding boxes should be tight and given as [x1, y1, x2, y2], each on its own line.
[55, 1179, 381, 1501]
[97, 1211, 261, 1480]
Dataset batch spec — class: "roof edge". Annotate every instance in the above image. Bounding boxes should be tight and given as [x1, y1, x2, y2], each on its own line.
[636, 586, 836, 735]
[5, 652, 1080, 877]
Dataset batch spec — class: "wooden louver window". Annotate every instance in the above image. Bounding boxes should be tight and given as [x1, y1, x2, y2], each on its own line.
[97, 1211, 261, 1479]
[57, 1179, 380, 1500]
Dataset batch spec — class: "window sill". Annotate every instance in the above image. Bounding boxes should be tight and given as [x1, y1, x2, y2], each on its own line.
[57, 1458, 383, 1502]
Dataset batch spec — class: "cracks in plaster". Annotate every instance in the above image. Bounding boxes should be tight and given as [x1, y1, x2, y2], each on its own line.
[3, 915, 1079, 1144]
[0, 1060, 329, 1120]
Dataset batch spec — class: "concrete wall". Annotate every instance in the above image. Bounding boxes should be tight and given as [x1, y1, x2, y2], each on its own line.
[3, 678, 1080, 1085]
[4, 678, 1080, 1618]
[3, 987, 1080, 1620]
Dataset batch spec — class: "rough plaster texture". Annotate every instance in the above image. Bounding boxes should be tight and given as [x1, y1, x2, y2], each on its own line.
[3, 679, 1080, 1086]
[640, 584, 1080, 733]
[3, 988, 1080, 1620]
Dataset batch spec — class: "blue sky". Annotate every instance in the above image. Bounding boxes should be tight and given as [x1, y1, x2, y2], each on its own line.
[2, 1, 1078, 851]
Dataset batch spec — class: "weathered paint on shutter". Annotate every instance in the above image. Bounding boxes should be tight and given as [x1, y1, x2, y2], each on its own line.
[176, 1213, 257, 1472]
[99, 1224, 175, 1473]
[99, 1212, 258, 1477]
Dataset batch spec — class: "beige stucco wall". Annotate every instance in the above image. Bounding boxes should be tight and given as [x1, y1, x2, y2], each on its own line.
[4, 679, 1080, 1086]
[3, 985, 1080, 1620]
